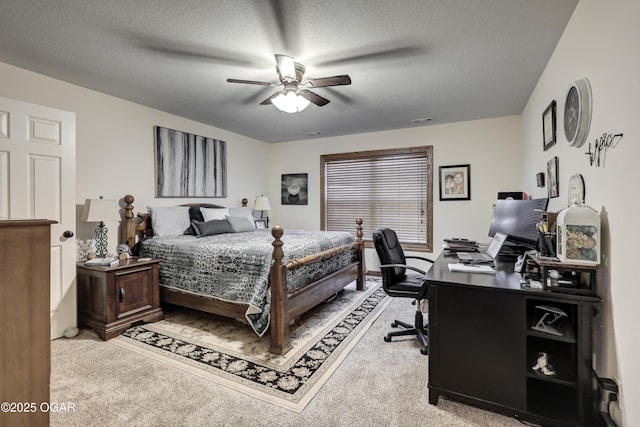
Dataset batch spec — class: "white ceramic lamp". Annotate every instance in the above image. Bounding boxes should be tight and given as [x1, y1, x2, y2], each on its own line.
[253, 195, 272, 227]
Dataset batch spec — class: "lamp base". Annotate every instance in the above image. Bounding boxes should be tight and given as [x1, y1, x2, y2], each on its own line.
[95, 222, 109, 258]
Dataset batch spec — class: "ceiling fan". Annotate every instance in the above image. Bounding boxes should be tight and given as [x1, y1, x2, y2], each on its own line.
[227, 54, 351, 113]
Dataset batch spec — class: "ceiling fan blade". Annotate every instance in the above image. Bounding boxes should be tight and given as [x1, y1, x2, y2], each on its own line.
[299, 90, 330, 106]
[303, 75, 352, 88]
[275, 54, 296, 80]
[259, 92, 280, 105]
[227, 78, 274, 86]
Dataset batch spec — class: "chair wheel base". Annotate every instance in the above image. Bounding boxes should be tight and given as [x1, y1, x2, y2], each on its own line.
[420, 347, 428, 355]
[391, 321, 398, 328]
[384, 334, 392, 342]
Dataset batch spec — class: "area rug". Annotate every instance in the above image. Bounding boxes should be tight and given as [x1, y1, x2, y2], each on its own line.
[111, 279, 389, 412]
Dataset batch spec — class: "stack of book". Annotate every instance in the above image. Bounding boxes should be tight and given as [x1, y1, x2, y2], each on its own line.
[84, 256, 119, 267]
[442, 238, 479, 252]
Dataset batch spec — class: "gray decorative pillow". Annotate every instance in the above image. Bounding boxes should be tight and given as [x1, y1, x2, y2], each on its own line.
[225, 215, 256, 233]
[228, 207, 256, 229]
[191, 219, 234, 237]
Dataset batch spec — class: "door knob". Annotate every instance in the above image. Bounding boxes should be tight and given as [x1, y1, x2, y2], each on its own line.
[63, 230, 74, 238]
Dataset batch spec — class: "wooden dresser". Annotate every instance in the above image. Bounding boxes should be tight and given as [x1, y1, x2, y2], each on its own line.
[0, 219, 55, 427]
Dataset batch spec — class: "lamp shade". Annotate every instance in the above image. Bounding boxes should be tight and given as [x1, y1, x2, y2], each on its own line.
[271, 90, 310, 113]
[81, 198, 121, 222]
[253, 195, 272, 211]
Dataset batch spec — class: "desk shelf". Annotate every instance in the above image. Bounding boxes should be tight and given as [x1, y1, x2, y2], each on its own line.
[524, 297, 592, 425]
[527, 378, 578, 425]
[527, 255, 597, 295]
[526, 336, 577, 384]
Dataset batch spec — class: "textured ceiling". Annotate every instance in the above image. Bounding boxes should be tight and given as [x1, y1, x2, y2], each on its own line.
[0, 0, 577, 143]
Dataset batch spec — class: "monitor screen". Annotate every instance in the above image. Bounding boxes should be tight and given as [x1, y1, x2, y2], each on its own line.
[488, 198, 549, 249]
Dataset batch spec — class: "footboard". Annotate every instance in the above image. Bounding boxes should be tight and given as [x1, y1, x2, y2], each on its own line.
[269, 219, 365, 354]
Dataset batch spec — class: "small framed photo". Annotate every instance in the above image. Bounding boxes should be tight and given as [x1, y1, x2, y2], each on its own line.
[547, 156, 559, 198]
[254, 219, 268, 229]
[439, 164, 471, 201]
[542, 100, 557, 151]
[281, 173, 308, 205]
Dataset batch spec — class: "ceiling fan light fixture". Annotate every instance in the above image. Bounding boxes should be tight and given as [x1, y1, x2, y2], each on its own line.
[272, 90, 310, 113]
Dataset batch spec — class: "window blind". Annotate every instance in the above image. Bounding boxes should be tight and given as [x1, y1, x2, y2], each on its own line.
[321, 146, 433, 252]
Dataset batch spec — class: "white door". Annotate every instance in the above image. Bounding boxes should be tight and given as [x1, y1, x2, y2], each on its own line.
[0, 96, 76, 339]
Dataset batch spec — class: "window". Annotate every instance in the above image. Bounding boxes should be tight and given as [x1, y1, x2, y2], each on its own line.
[321, 146, 433, 252]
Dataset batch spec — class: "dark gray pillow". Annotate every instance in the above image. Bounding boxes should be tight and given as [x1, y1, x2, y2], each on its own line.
[225, 215, 256, 233]
[191, 219, 234, 237]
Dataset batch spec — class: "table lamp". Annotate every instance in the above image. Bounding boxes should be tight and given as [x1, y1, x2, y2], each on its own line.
[81, 196, 121, 258]
[253, 195, 272, 227]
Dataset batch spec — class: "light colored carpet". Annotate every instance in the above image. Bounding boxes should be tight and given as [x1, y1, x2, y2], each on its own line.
[109, 281, 390, 412]
[50, 279, 522, 427]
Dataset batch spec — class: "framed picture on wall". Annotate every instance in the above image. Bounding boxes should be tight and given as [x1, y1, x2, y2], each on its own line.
[547, 156, 559, 198]
[154, 126, 227, 198]
[281, 173, 308, 205]
[542, 100, 557, 151]
[439, 164, 470, 201]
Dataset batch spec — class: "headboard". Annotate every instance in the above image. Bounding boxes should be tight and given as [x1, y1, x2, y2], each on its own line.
[122, 194, 226, 250]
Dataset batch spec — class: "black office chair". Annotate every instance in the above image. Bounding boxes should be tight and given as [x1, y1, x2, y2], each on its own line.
[373, 228, 433, 355]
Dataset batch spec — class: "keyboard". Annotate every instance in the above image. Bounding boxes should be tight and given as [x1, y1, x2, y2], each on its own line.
[457, 252, 493, 263]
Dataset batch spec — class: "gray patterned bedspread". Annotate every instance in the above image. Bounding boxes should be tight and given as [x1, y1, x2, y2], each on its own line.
[140, 229, 357, 336]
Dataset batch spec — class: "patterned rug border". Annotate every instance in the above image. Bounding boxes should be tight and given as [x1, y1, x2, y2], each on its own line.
[111, 281, 390, 412]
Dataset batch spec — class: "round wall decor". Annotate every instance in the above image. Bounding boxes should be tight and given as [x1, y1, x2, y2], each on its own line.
[564, 78, 592, 148]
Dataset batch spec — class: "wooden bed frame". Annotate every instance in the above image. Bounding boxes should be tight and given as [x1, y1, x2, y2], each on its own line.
[122, 194, 366, 354]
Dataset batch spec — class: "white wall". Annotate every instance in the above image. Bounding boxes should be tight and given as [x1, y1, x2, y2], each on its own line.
[521, 0, 638, 424]
[268, 116, 523, 269]
[0, 61, 270, 252]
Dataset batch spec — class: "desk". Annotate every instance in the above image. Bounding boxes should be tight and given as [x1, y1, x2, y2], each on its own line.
[426, 252, 600, 427]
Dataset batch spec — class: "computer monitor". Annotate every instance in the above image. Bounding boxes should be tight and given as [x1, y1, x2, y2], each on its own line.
[488, 198, 549, 250]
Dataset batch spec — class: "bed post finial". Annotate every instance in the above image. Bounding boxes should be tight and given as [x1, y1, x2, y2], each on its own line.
[271, 225, 284, 264]
[123, 194, 136, 250]
[123, 195, 134, 220]
[270, 225, 291, 354]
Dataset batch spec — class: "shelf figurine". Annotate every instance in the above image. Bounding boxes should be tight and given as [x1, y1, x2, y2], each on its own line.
[532, 352, 556, 376]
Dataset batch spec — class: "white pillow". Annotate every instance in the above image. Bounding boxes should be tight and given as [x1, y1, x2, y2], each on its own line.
[147, 206, 190, 237]
[201, 207, 230, 221]
[228, 207, 256, 228]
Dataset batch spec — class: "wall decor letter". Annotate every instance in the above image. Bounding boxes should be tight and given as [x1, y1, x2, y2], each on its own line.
[584, 132, 623, 168]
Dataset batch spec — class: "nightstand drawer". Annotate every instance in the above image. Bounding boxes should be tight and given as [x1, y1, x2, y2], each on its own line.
[115, 267, 153, 318]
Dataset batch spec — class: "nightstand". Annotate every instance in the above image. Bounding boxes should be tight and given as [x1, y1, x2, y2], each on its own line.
[77, 257, 164, 340]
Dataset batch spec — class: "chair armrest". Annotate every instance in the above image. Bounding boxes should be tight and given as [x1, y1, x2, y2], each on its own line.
[379, 263, 427, 276]
[404, 255, 434, 264]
